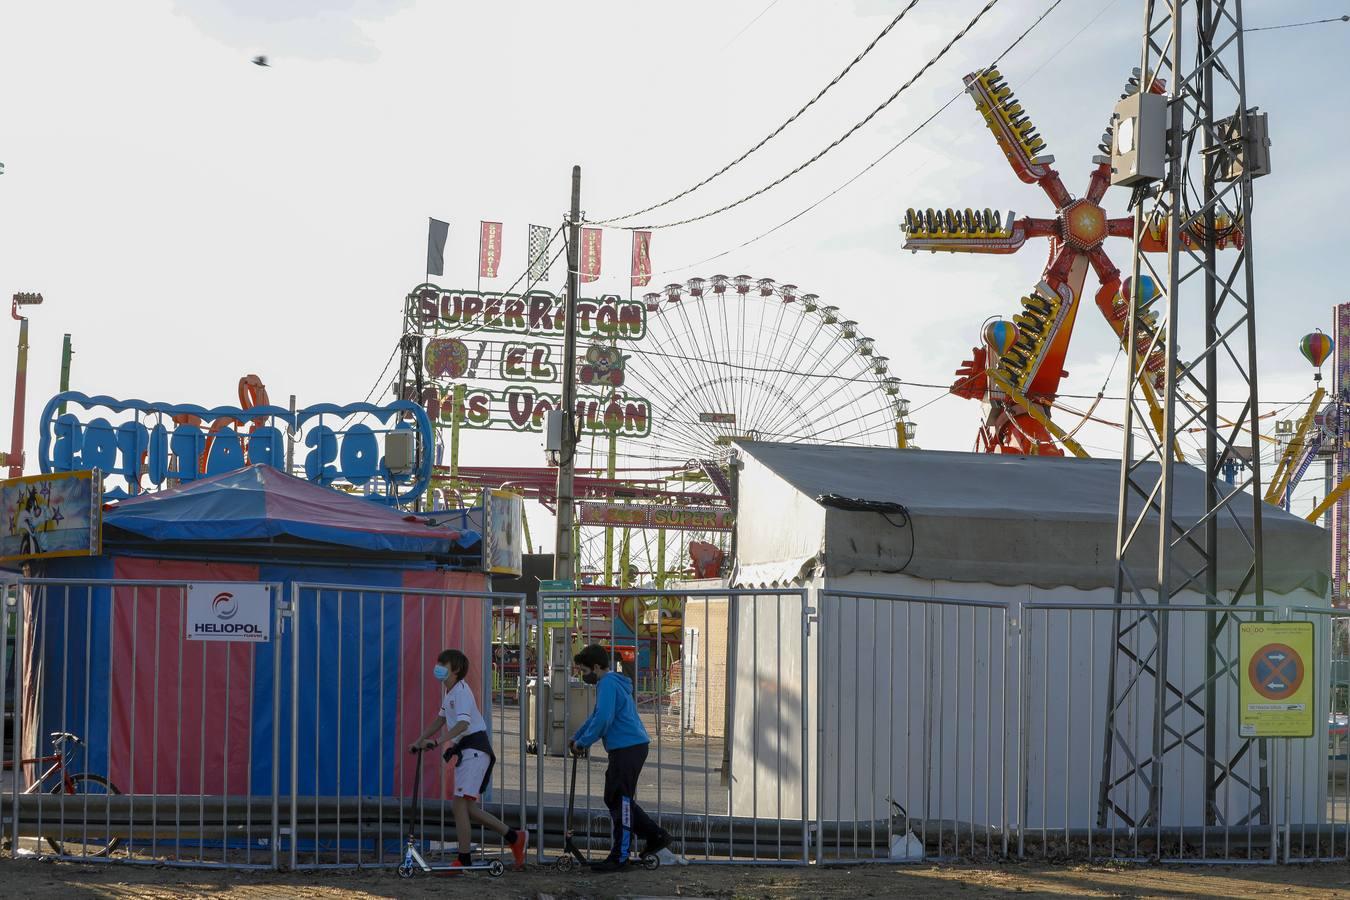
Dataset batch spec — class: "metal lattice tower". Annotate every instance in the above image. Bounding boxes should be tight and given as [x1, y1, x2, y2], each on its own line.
[1101, 0, 1268, 832]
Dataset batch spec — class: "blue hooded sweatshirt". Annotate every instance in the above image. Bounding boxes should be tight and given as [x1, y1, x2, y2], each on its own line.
[572, 671, 649, 752]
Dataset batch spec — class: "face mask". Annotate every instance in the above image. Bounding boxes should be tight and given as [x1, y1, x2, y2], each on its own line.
[582, 671, 599, 685]
[433, 664, 449, 682]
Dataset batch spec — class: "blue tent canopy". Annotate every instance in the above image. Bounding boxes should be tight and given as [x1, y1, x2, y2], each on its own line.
[105, 464, 478, 555]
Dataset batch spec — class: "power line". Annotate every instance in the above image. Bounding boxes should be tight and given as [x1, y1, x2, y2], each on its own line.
[634, 0, 1069, 277]
[717, 0, 784, 52]
[596, 0, 926, 224]
[611, 0, 1008, 231]
[1245, 15, 1348, 33]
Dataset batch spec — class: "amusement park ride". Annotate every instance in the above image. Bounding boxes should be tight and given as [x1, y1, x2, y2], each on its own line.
[903, 68, 1240, 457]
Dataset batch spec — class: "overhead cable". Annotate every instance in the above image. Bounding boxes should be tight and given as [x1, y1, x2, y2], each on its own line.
[609, 0, 1008, 231]
[594, 0, 925, 224]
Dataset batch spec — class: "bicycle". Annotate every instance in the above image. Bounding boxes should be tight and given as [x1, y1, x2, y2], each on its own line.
[2, 731, 123, 857]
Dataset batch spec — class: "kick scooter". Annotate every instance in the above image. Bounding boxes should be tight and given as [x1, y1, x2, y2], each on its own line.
[398, 746, 505, 878]
[554, 750, 659, 872]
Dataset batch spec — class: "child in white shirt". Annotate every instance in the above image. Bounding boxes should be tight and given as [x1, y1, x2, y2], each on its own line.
[410, 648, 528, 870]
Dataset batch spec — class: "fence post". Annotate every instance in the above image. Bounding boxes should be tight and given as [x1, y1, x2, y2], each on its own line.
[801, 589, 814, 866]
[289, 581, 300, 872]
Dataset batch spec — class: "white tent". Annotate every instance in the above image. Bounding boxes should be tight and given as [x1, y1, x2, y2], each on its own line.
[727, 442, 1330, 835]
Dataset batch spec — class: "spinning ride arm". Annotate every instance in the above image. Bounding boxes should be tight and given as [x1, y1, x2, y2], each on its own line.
[964, 68, 1070, 207]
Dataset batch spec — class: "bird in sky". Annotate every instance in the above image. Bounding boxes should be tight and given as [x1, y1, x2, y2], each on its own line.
[252, 55, 269, 67]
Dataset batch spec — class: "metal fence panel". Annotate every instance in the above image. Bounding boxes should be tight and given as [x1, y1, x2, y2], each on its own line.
[815, 591, 1013, 864]
[1020, 602, 1330, 863]
[286, 583, 525, 871]
[3, 578, 282, 869]
[531, 588, 810, 865]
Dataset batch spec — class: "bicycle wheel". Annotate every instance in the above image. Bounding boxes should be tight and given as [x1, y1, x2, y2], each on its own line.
[46, 772, 122, 857]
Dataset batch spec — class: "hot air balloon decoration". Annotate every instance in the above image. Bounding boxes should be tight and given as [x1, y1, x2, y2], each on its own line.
[983, 319, 1019, 358]
[1300, 330, 1334, 382]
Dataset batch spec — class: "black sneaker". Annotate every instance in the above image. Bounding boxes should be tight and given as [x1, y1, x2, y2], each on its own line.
[588, 857, 630, 873]
[640, 833, 671, 857]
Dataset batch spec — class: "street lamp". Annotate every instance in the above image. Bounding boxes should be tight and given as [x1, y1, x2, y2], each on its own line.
[6, 292, 44, 477]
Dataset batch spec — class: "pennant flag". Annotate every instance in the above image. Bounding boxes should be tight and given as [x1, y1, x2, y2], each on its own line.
[630, 230, 652, 287]
[528, 224, 552, 283]
[426, 218, 449, 278]
[479, 221, 503, 279]
[580, 227, 602, 283]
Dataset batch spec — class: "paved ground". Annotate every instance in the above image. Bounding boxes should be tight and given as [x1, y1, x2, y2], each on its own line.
[3, 857, 1350, 899]
[489, 701, 732, 820]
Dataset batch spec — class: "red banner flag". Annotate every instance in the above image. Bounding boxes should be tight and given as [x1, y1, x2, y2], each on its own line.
[630, 230, 652, 287]
[580, 228, 602, 283]
[479, 221, 503, 279]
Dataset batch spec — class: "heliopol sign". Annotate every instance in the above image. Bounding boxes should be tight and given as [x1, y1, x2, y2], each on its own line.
[186, 583, 272, 643]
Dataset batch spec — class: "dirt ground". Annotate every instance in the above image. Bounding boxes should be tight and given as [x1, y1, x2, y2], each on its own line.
[2, 858, 1350, 899]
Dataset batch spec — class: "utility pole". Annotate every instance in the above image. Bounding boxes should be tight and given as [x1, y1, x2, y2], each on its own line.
[546, 165, 583, 754]
[5, 293, 43, 478]
[58, 334, 72, 415]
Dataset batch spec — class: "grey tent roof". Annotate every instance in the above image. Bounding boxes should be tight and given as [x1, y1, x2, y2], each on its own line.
[734, 442, 1328, 595]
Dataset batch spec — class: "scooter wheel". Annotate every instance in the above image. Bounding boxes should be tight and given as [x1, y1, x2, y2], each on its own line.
[554, 855, 574, 873]
[641, 853, 661, 871]
[488, 859, 505, 877]
[397, 861, 415, 879]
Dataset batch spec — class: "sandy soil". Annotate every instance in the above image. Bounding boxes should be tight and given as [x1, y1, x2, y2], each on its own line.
[2, 858, 1350, 899]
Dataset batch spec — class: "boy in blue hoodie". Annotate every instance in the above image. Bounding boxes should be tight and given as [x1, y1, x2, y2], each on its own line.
[569, 644, 671, 872]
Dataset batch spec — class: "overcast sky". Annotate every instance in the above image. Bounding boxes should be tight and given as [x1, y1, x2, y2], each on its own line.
[2, 0, 1345, 543]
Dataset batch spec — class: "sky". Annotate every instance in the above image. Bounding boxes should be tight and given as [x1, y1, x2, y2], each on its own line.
[1, 0, 1346, 548]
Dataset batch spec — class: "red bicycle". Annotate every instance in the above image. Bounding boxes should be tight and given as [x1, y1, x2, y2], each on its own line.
[3, 731, 122, 856]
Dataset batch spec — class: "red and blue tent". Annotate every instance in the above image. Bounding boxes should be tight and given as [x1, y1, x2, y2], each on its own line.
[21, 465, 491, 810]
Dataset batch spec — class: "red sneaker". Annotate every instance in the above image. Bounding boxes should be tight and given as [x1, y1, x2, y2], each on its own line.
[509, 830, 529, 869]
[440, 859, 467, 875]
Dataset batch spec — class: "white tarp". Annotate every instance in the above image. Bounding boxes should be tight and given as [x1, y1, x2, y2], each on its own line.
[733, 442, 1329, 595]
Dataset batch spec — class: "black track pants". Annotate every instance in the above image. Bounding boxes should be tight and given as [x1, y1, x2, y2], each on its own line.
[603, 742, 663, 861]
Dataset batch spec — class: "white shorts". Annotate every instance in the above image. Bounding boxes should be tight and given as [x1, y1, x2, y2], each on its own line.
[453, 748, 491, 799]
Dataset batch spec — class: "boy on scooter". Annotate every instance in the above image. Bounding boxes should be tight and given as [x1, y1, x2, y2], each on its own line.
[410, 648, 529, 871]
[569, 644, 672, 872]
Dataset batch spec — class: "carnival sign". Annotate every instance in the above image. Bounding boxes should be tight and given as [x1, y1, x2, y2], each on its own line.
[578, 502, 733, 532]
[420, 387, 651, 438]
[410, 287, 647, 340]
[0, 469, 103, 564]
[38, 392, 434, 504]
[483, 488, 524, 576]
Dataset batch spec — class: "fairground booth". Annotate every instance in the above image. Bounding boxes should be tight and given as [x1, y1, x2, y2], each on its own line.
[2, 390, 524, 852]
[728, 442, 1331, 840]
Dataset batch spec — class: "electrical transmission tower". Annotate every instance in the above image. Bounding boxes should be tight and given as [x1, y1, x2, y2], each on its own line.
[1100, 0, 1271, 836]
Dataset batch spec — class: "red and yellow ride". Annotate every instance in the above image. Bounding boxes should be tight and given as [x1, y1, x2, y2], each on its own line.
[903, 68, 1241, 456]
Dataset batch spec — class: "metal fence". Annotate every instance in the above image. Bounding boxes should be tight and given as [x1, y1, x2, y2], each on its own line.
[2, 577, 285, 869]
[815, 591, 1014, 864]
[285, 582, 523, 871]
[530, 588, 811, 865]
[4, 576, 1350, 869]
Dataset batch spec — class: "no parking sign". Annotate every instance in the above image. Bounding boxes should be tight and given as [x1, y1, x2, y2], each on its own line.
[1239, 621, 1314, 738]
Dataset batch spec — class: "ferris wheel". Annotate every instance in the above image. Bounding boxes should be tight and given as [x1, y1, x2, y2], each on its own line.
[574, 274, 914, 582]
